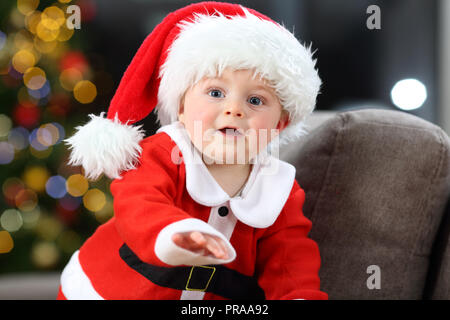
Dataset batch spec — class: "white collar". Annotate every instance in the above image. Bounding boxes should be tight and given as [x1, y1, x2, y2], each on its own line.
[156, 121, 296, 228]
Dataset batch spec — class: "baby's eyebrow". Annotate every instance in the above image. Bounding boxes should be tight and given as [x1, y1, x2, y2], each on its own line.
[203, 77, 225, 85]
[252, 84, 273, 93]
[204, 78, 274, 94]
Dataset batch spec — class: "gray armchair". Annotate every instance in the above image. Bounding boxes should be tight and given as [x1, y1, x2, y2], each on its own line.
[281, 108, 450, 299]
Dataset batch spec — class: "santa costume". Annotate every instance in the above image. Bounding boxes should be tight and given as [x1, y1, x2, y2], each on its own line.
[59, 1, 327, 300]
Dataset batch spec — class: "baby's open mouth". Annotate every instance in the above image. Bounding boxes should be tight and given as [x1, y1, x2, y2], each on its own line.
[218, 127, 243, 136]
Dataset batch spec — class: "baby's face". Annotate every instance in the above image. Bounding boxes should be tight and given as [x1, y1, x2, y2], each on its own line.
[178, 67, 289, 165]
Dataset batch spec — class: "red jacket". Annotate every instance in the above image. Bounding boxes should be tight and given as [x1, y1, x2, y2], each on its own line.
[59, 122, 327, 300]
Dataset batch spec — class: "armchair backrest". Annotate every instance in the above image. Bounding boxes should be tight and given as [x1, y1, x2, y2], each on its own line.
[282, 109, 450, 299]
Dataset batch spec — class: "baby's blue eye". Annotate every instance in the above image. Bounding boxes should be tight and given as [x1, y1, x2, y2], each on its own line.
[249, 97, 262, 106]
[209, 89, 223, 98]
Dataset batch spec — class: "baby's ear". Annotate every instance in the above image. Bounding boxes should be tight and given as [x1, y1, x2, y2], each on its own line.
[276, 110, 290, 132]
[178, 108, 184, 123]
[178, 95, 185, 123]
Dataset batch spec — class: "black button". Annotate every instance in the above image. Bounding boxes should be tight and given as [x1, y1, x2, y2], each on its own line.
[218, 206, 229, 217]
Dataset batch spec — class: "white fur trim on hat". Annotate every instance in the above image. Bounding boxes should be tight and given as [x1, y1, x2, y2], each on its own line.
[156, 6, 321, 146]
[64, 112, 146, 180]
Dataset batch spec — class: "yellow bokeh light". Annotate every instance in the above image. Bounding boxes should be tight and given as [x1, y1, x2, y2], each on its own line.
[83, 189, 106, 212]
[23, 165, 50, 192]
[42, 6, 65, 29]
[58, 0, 72, 3]
[66, 174, 89, 197]
[14, 30, 34, 50]
[57, 23, 74, 42]
[94, 198, 114, 224]
[23, 66, 46, 90]
[0, 231, 14, 254]
[25, 10, 42, 34]
[31, 241, 60, 269]
[73, 80, 97, 104]
[17, 0, 40, 16]
[11, 8, 26, 29]
[59, 68, 82, 91]
[34, 36, 58, 53]
[12, 49, 36, 73]
[35, 215, 62, 241]
[36, 20, 60, 42]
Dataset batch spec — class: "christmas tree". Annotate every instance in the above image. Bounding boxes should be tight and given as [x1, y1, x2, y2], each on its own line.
[0, 0, 115, 273]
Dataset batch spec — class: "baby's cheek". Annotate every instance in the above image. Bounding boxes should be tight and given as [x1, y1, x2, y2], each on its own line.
[188, 109, 213, 126]
[199, 110, 217, 123]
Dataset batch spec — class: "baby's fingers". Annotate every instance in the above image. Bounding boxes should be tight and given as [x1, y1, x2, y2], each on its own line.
[172, 232, 204, 251]
[205, 236, 229, 259]
[190, 231, 206, 246]
[172, 232, 229, 259]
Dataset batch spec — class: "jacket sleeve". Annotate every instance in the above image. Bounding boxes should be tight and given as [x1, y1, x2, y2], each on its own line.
[110, 136, 236, 267]
[255, 182, 328, 300]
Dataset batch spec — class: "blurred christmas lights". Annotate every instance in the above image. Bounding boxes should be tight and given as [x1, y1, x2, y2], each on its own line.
[59, 67, 82, 91]
[46, 175, 67, 199]
[17, 0, 40, 16]
[0, 114, 13, 138]
[66, 174, 89, 197]
[8, 127, 30, 150]
[0, 231, 14, 254]
[23, 165, 50, 192]
[0, 209, 23, 232]
[0, 31, 6, 50]
[83, 188, 106, 212]
[0, 142, 15, 164]
[12, 102, 41, 128]
[23, 66, 46, 90]
[15, 188, 38, 211]
[73, 79, 97, 104]
[0, 0, 107, 272]
[31, 241, 59, 269]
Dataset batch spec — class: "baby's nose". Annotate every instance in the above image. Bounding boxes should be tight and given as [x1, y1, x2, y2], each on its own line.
[224, 103, 244, 118]
[224, 110, 243, 118]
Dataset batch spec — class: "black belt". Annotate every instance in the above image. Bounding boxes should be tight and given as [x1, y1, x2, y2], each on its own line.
[119, 243, 265, 300]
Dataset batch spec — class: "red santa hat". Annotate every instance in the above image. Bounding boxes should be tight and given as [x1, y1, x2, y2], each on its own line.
[64, 1, 321, 180]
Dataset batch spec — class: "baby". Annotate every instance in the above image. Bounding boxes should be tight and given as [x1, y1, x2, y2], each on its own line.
[172, 66, 289, 259]
[59, 2, 328, 300]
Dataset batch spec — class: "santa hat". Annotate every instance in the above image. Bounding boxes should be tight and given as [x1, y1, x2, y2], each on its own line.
[64, 1, 321, 180]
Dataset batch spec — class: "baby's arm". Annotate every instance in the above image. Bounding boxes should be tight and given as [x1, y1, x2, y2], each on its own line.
[111, 137, 235, 267]
[255, 184, 328, 300]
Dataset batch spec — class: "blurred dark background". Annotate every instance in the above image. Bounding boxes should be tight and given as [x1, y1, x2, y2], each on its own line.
[0, 0, 448, 278]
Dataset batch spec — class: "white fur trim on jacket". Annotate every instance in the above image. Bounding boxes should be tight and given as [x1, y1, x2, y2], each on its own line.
[60, 250, 104, 300]
[64, 112, 146, 180]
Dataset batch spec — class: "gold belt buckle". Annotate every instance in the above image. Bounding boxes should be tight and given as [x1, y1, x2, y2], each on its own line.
[185, 265, 216, 292]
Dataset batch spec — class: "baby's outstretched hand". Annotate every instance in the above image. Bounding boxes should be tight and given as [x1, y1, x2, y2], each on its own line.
[172, 231, 229, 259]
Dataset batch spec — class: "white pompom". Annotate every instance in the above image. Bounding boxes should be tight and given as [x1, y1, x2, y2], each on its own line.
[64, 112, 146, 180]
